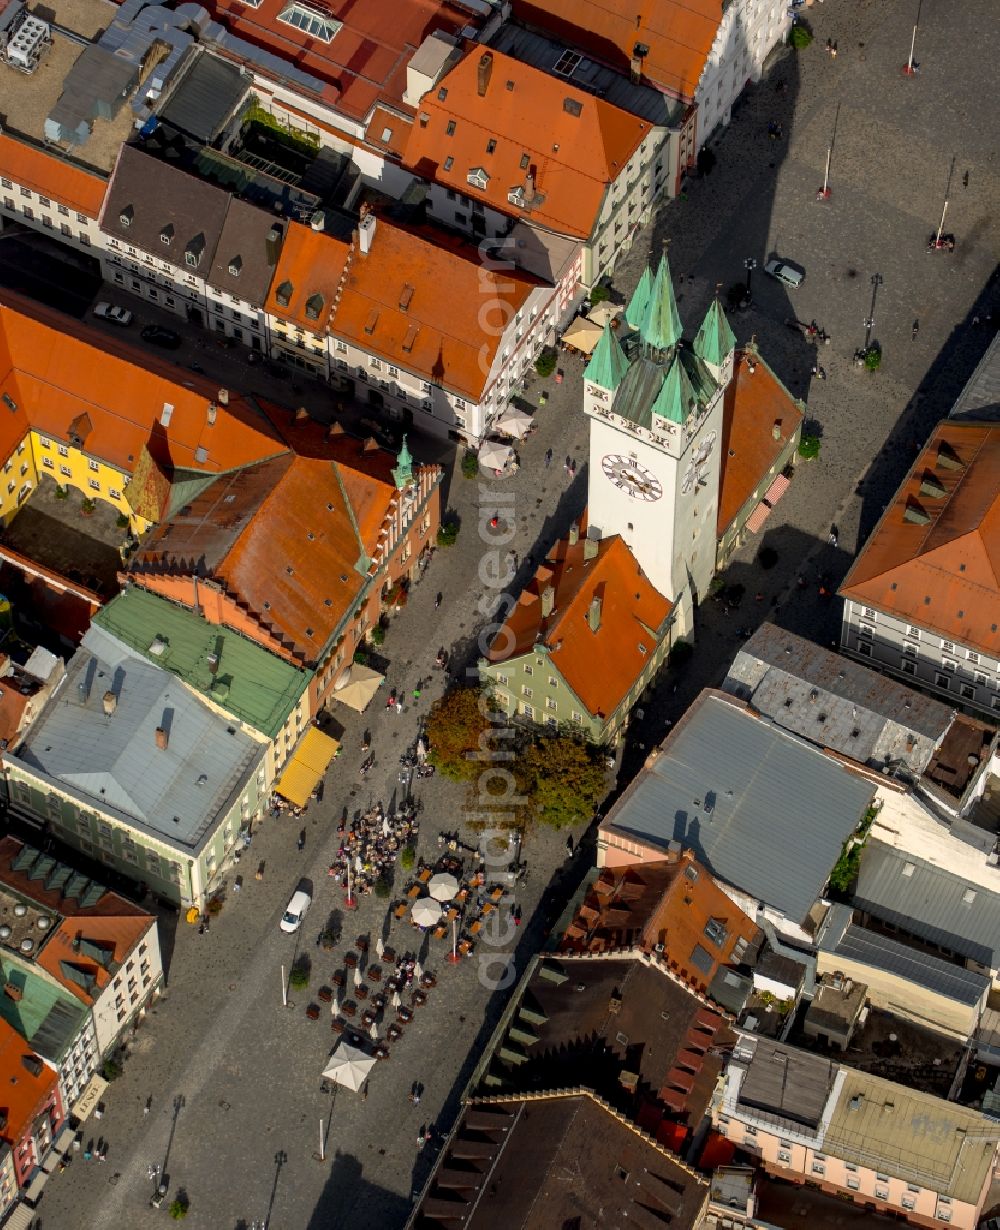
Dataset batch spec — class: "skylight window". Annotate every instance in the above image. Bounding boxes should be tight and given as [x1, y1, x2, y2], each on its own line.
[554, 50, 581, 77]
[277, 1, 341, 42]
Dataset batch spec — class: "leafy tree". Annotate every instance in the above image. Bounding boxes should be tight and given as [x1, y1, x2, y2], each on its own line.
[102, 1058, 121, 1082]
[288, 957, 310, 990]
[399, 845, 416, 871]
[426, 688, 494, 781]
[169, 1197, 189, 1220]
[864, 346, 882, 372]
[461, 450, 479, 480]
[798, 434, 821, 460]
[589, 284, 610, 304]
[790, 24, 813, 49]
[369, 623, 385, 646]
[534, 349, 557, 378]
[519, 735, 606, 830]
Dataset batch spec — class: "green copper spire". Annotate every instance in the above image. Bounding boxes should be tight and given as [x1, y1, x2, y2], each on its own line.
[584, 322, 630, 391]
[638, 252, 682, 352]
[693, 298, 736, 369]
[651, 354, 698, 424]
[625, 265, 653, 330]
[392, 435, 414, 489]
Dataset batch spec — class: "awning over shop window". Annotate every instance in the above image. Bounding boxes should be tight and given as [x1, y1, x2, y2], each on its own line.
[71, 1073, 107, 1122]
[763, 473, 791, 506]
[745, 501, 773, 535]
[274, 727, 340, 807]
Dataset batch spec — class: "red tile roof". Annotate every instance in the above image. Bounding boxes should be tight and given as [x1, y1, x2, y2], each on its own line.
[264, 221, 351, 333]
[331, 215, 541, 401]
[513, 0, 723, 101]
[198, 0, 475, 121]
[0, 1018, 58, 1146]
[718, 349, 803, 536]
[488, 526, 672, 719]
[403, 46, 650, 239]
[0, 134, 107, 218]
[840, 422, 1000, 655]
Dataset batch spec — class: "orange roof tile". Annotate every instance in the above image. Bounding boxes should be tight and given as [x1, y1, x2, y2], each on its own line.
[0, 673, 31, 748]
[202, 0, 473, 121]
[513, 0, 722, 101]
[0, 1017, 58, 1145]
[366, 106, 412, 160]
[717, 349, 803, 535]
[840, 422, 1000, 656]
[403, 46, 650, 239]
[331, 216, 541, 401]
[489, 529, 672, 719]
[0, 134, 107, 219]
[0, 297, 286, 476]
[265, 221, 351, 333]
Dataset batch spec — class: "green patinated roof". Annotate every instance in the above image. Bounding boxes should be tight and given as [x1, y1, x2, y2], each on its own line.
[625, 265, 653, 330]
[0, 956, 87, 1063]
[584, 323, 630, 391]
[637, 253, 682, 351]
[94, 588, 311, 739]
[693, 298, 737, 368]
[679, 347, 720, 406]
[392, 436, 414, 490]
[652, 354, 698, 424]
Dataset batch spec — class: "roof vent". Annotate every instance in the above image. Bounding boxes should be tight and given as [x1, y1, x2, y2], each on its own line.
[935, 440, 963, 471]
[919, 471, 947, 499]
[19, 938, 33, 953]
[228, 256, 242, 277]
[0, 926, 11, 941]
[36, 917, 50, 931]
[563, 97, 582, 117]
[903, 497, 931, 525]
[161, 403, 174, 426]
[399, 284, 414, 312]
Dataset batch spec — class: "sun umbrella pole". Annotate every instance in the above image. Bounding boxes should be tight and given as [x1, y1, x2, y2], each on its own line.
[281, 965, 287, 1007]
[319, 1119, 325, 1162]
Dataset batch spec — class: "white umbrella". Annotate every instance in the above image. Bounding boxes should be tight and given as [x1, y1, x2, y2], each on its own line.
[411, 898, 443, 928]
[354, 854, 363, 873]
[478, 439, 513, 472]
[391, 990, 402, 1009]
[427, 872, 459, 903]
[331, 991, 340, 1016]
[353, 966, 363, 988]
[413, 961, 423, 981]
[494, 406, 534, 439]
[587, 302, 622, 329]
[323, 1042, 377, 1093]
[369, 1021, 378, 1041]
[375, 937, 384, 959]
[382, 817, 391, 838]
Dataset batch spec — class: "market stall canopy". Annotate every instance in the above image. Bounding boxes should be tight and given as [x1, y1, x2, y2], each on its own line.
[322, 1042, 377, 1092]
[427, 872, 460, 902]
[494, 406, 535, 439]
[274, 727, 340, 807]
[478, 439, 514, 471]
[332, 664, 384, 712]
[587, 302, 623, 330]
[412, 897, 444, 928]
[562, 318, 603, 355]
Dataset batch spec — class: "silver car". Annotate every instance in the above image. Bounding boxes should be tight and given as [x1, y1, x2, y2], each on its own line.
[93, 301, 134, 326]
[763, 259, 804, 288]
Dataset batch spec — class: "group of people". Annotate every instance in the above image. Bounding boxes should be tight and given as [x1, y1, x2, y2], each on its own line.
[326, 801, 420, 895]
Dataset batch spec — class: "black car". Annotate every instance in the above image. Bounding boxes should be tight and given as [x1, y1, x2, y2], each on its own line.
[264, 361, 291, 381]
[140, 325, 182, 350]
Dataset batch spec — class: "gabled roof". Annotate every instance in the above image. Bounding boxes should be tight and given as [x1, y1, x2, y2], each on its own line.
[0, 297, 286, 477]
[693, 298, 736, 368]
[265, 220, 351, 333]
[601, 691, 876, 923]
[512, 0, 724, 101]
[486, 529, 672, 719]
[0, 133, 107, 219]
[403, 47, 650, 239]
[209, 200, 282, 306]
[0, 955, 88, 1064]
[718, 348, 803, 534]
[839, 422, 1000, 655]
[0, 1017, 57, 1145]
[331, 216, 541, 402]
[583, 321, 629, 391]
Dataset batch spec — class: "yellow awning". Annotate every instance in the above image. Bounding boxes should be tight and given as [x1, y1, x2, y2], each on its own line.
[274, 727, 340, 807]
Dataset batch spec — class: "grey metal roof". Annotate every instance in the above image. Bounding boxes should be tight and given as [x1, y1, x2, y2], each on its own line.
[13, 626, 262, 855]
[158, 49, 250, 144]
[738, 1038, 836, 1129]
[491, 23, 685, 127]
[854, 841, 1000, 968]
[818, 903, 989, 1007]
[949, 333, 1000, 422]
[603, 692, 875, 923]
[725, 624, 953, 773]
[708, 966, 752, 1015]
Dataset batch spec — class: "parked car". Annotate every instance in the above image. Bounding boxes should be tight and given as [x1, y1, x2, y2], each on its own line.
[92, 302, 133, 326]
[763, 258, 805, 288]
[140, 325, 182, 350]
[280, 888, 311, 933]
[264, 360, 291, 381]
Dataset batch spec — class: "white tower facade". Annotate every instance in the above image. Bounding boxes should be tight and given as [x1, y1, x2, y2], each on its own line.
[583, 259, 737, 613]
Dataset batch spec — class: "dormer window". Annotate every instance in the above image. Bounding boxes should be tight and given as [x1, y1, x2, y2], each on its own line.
[119, 205, 134, 228]
[467, 167, 490, 190]
[185, 233, 206, 269]
[228, 256, 242, 278]
[160, 223, 174, 246]
[275, 280, 293, 308]
[305, 293, 324, 321]
[446, 120, 456, 137]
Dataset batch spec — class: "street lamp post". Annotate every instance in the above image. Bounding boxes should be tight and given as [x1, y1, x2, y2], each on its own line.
[902, 0, 923, 75]
[816, 103, 840, 201]
[864, 274, 883, 352]
[743, 257, 757, 305]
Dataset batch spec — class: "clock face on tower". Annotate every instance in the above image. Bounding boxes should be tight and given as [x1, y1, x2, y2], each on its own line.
[602, 454, 663, 502]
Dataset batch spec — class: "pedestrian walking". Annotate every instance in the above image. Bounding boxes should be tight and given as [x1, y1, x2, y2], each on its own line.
[413, 687, 421, 703]
[565, 834, 574, 855]
[144, 1096, 152, 1116]
[435, 592, 442, 608]
[962, 170, 969, 188]
[544, 448, 552, 469]
[396, 700, 403, 714]
[489, 515, 499, 529]
[912, 318, 919, 341]
[567, 462, 576, 479]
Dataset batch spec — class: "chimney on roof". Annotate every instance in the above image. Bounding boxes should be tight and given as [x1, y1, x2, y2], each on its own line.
[567, 522, 579, 546]
[265, 224, 283, 266]
[541, 584, 555, 617]
[524, 170, 535, 201]
[772, 419, 782, 440]
[102, 690, 117, 716]
[587, 593, 602, 633]
[207, 403, 217, 426]
[477, 52, 493, 97]
[358, 203, 377, 256]
[155, 726, 168, 751]
[217, 388, 229, 407]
